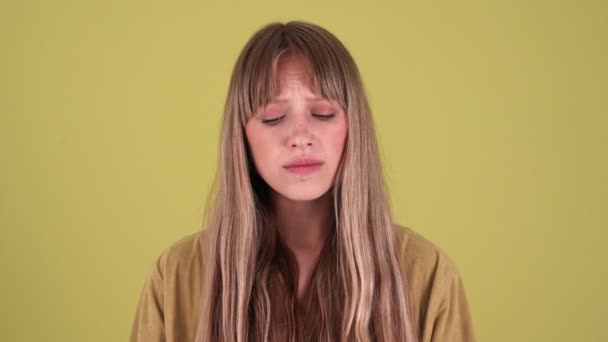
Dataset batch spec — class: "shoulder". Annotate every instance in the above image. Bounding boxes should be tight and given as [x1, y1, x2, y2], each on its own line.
[131, 230, 207, 342]
[156, 230, 207, 279]
[393, 223, 461, 285]
[393, 223, 474, 340]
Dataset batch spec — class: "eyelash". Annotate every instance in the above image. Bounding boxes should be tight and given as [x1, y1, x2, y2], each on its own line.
[262, 113, 335, 125]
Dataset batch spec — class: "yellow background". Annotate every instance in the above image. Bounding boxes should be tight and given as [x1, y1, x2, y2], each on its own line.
[1, 0, 606, 341]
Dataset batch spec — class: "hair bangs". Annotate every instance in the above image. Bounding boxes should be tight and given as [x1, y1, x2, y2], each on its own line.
[235, 24, 351, 127]
[283, 25, 350, 111]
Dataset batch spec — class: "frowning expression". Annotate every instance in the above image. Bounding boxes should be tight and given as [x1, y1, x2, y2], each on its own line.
[245, 54, 348, 201]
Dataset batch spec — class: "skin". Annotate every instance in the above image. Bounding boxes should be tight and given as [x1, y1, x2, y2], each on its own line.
[245, 53, 348, 299]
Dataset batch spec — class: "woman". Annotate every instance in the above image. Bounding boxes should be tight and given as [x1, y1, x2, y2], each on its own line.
[130, 21, 476, 342]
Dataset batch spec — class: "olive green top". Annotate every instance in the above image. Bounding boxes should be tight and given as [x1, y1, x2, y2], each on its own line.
[130, 224, 476, 341]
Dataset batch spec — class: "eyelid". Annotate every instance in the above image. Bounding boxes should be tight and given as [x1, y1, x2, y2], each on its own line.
[312, 113, 336, 119]
[261, 115, 285, 125]
[261, 112, 336, 125]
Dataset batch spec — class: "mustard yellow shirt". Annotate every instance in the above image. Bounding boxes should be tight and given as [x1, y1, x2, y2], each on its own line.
[130, 224, 476, 341]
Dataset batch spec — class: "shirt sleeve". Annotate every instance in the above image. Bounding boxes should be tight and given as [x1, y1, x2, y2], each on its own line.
[129, 252, 167, 342]
[430, 270, 476, 342]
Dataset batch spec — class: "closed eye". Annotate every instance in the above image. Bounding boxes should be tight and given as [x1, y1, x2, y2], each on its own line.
[262, 116, 285, 125]
[262, 113, 336, 125]
[313, 113, 335, 120]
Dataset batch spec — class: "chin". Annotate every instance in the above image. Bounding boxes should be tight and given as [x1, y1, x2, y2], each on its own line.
[276, 185, 331, 202]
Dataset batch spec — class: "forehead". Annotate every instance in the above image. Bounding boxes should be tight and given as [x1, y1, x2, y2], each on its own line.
[272, 54, 318, 96]
[275, 54, 310, 78]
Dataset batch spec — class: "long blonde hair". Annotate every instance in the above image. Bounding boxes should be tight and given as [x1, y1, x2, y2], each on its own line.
[195, 21, 418, 342]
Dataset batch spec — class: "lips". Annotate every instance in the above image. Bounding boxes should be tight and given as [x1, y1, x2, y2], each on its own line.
[283, 157, 324, 175]
[283, 157, 324, 168]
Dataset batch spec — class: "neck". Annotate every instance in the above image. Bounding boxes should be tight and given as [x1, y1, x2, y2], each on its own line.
[269, 189, 334, 299]
[270, 190, 332, 251]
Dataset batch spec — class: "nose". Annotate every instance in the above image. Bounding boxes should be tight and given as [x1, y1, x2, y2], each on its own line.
[287, 117, 314, 149]
[290, 136, 313, 149]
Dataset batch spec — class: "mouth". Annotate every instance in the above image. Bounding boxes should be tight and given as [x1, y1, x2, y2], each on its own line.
[283, 161, 324, 175]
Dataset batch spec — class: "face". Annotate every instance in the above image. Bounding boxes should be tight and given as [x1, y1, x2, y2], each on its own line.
[245, 54, 348, 202]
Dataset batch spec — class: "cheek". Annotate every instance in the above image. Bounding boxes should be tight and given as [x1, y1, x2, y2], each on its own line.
[246, 127, 275, 168]
[328, 120, 348, 157]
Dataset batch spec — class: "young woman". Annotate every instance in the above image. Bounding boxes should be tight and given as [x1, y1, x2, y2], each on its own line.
[130, 21, 476, 342]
